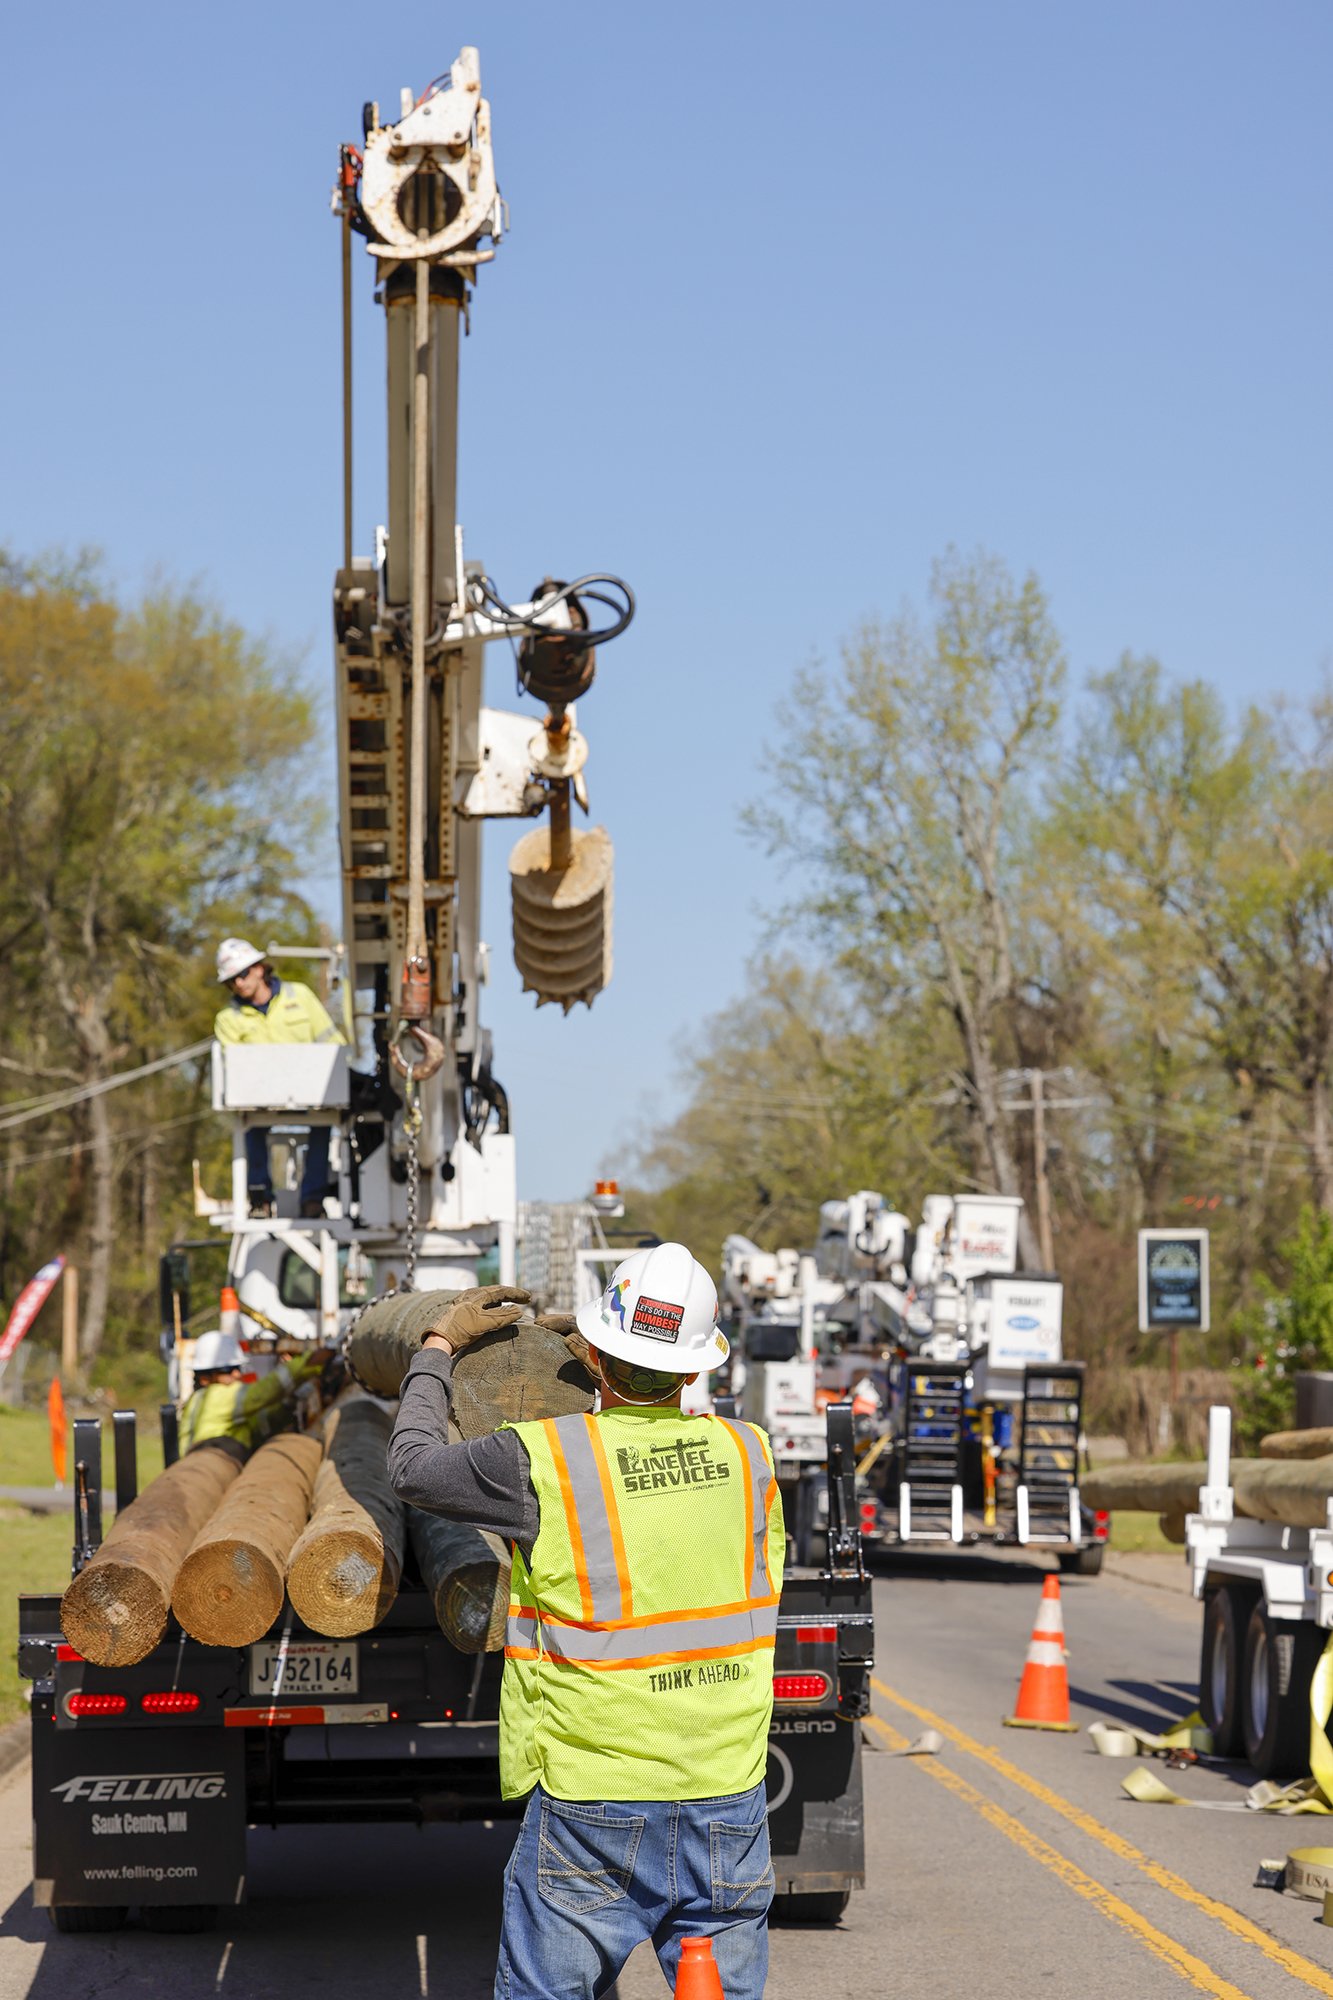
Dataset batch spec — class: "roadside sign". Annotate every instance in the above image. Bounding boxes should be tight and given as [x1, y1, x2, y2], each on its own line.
[0, 1254, 66, 1373]
[1138, 1229, 1209, 1334]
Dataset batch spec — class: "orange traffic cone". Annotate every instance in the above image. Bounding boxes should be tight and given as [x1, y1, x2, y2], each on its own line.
[675, 1935, 725, 1999]
[1004, 1573, 1078, 1731]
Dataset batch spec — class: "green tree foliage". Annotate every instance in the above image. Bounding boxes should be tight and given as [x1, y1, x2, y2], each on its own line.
[0, 554, 321, 1369]
[627, 960, 968, 1255]
[631, 554, 1333, 1426]
[1051, 659, 1333, 1219]
[1232, 1208, 1333, 1450]
[744, 550, 1065, 1268]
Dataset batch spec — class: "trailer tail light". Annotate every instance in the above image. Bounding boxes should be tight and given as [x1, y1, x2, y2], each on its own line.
[1093, 1511, 1110, 1543]
[860, 1502, 877, 1531]
[773, 1673, 831, 1702]
[56, 1645, 84, 1662]
[795, 1625, 837, 1645]
[66, 1694, 127, 1717]
[141, 1692, 201, 1715]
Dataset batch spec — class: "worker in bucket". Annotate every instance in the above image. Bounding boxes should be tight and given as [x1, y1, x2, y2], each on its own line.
[213, 937, 344, 1218]
[387, 1244, 784, 2000]
[180, 1330, 327, 1458]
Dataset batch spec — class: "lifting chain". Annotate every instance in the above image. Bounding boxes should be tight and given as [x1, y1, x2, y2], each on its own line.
[391, 1020, 443, 1294]
[402, 1067, 422, 1292]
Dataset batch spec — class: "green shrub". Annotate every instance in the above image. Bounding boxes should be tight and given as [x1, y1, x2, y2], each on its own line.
[1231, 1207, 1333, 1451]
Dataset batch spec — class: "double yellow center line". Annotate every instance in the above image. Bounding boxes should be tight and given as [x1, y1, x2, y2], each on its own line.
[870, 1676, 1333, 1999]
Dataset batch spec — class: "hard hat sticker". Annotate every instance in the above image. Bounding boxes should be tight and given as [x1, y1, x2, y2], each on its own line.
[630, 1294, 684, 1342]
[604, 1279, 633, 1332]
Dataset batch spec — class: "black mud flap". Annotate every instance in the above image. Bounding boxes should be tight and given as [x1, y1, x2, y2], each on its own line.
[765, 1715, 864, 1896]
[32, 1708, 246, 1910]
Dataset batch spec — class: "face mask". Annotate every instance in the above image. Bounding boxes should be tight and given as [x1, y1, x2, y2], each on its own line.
[597, 1355, 681, 1406]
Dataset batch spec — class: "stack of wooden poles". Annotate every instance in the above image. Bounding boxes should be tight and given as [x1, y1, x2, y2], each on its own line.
[1083, 1426, 1333, 1543]
[61, 1297, 595, 1668]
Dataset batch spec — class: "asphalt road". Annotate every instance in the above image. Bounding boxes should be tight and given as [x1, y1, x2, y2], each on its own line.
[3, 1552, 1333, 1999]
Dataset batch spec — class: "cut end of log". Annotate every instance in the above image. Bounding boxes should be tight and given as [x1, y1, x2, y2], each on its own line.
[285, 1396, 404, 1636]
[61, 1445, 244, 1667]
[60, 1562, 171, 1669]
[171, 1433, 322, 1647]
[173, 1538, 286, 1648]
[409, 1510, 510, 1654]
[438, 1560, 511, 1654]
[287, 1529, 395, 1637]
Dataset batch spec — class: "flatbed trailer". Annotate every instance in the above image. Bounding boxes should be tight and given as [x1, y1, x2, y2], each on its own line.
[1189, 1404, 1333, 1779]
[21, 1407, 873, 1932]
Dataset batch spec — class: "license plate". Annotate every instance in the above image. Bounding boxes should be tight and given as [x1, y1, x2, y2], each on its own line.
[248, 1640, 359, 1698]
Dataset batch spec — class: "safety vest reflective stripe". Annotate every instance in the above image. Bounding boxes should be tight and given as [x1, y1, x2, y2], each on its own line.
[528, 1412, 778, 1670]
[506, 1592, 780, 1640]
[585, 1418, 634, 1621]
[506, 1602, 778, 1663]
[718, 1417, 774, 1596]
[561, 1415, 630, 1620]
[543, 1417, 626, 1622]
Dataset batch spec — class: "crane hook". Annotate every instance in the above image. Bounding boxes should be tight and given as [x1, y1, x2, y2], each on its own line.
[390, 1019, 446, 1082]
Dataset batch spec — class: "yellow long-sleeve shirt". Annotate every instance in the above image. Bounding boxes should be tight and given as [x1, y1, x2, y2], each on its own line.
[180, 1352, 324, 1455]
[213, 977, 343, 1047]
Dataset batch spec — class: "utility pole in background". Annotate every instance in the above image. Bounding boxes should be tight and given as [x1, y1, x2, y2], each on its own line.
[1000, 1068, 1098, 1273]
[1029, 1069, 1054, 1271]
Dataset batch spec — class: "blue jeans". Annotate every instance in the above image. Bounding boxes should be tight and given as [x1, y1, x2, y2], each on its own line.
[495, 1780, 773, 2000]
[246, 1125, 330, 1206]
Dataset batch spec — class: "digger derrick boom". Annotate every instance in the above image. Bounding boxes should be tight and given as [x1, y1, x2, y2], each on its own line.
[329, 49, 634, 1258]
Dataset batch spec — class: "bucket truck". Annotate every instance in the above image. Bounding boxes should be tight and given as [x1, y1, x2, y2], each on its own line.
[720, 1237, 846, 1560]
[21, 53, 871, 1933]
[815, 1190, 1106, 1570]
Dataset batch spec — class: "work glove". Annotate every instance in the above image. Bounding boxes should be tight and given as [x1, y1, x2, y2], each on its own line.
[283, 1349, 329, 1383]
[536, 1311, 596, 1376]
[428, 1285, 531, 1357]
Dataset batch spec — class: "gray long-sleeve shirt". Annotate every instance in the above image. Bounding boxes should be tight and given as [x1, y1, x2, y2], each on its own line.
[386, 1346, 542, 1562]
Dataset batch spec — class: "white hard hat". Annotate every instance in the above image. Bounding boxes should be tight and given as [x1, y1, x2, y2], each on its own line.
[216, 937, 264, 983]
[191, 1329, 244, 1373]
[576, 1243, 730, 1375]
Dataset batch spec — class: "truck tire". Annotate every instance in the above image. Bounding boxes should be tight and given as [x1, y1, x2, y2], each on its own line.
[141, 1904, 218, 1934]
[1058, 1546, 1104, 1578]
[1242, 1605, 1323, 1780]
[772, 1889, 850, 1924]
[1200, 1585, 1251, 1758]
[49, 1906, 128, 1933]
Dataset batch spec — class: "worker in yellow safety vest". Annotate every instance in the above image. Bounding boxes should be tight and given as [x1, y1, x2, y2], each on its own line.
[180, 1330, 326, 1459]
[213, 937, 345, 1219]
[387, 1244, 784, 2000]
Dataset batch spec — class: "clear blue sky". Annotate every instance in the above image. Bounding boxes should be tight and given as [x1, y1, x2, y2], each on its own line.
[6, 2, 1331, 1197]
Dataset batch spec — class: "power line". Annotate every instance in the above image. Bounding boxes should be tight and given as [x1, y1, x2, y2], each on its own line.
[2, 1112, 202, 1168]
[0, 1040, 211, 1135]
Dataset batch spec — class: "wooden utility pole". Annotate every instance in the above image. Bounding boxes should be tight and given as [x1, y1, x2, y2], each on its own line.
[1030, 1071, 1055, 1272]
[61, 1265, 79, 1383]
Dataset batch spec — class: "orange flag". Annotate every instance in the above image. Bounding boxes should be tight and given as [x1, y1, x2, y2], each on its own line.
[48, 1376, 67, 1485]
